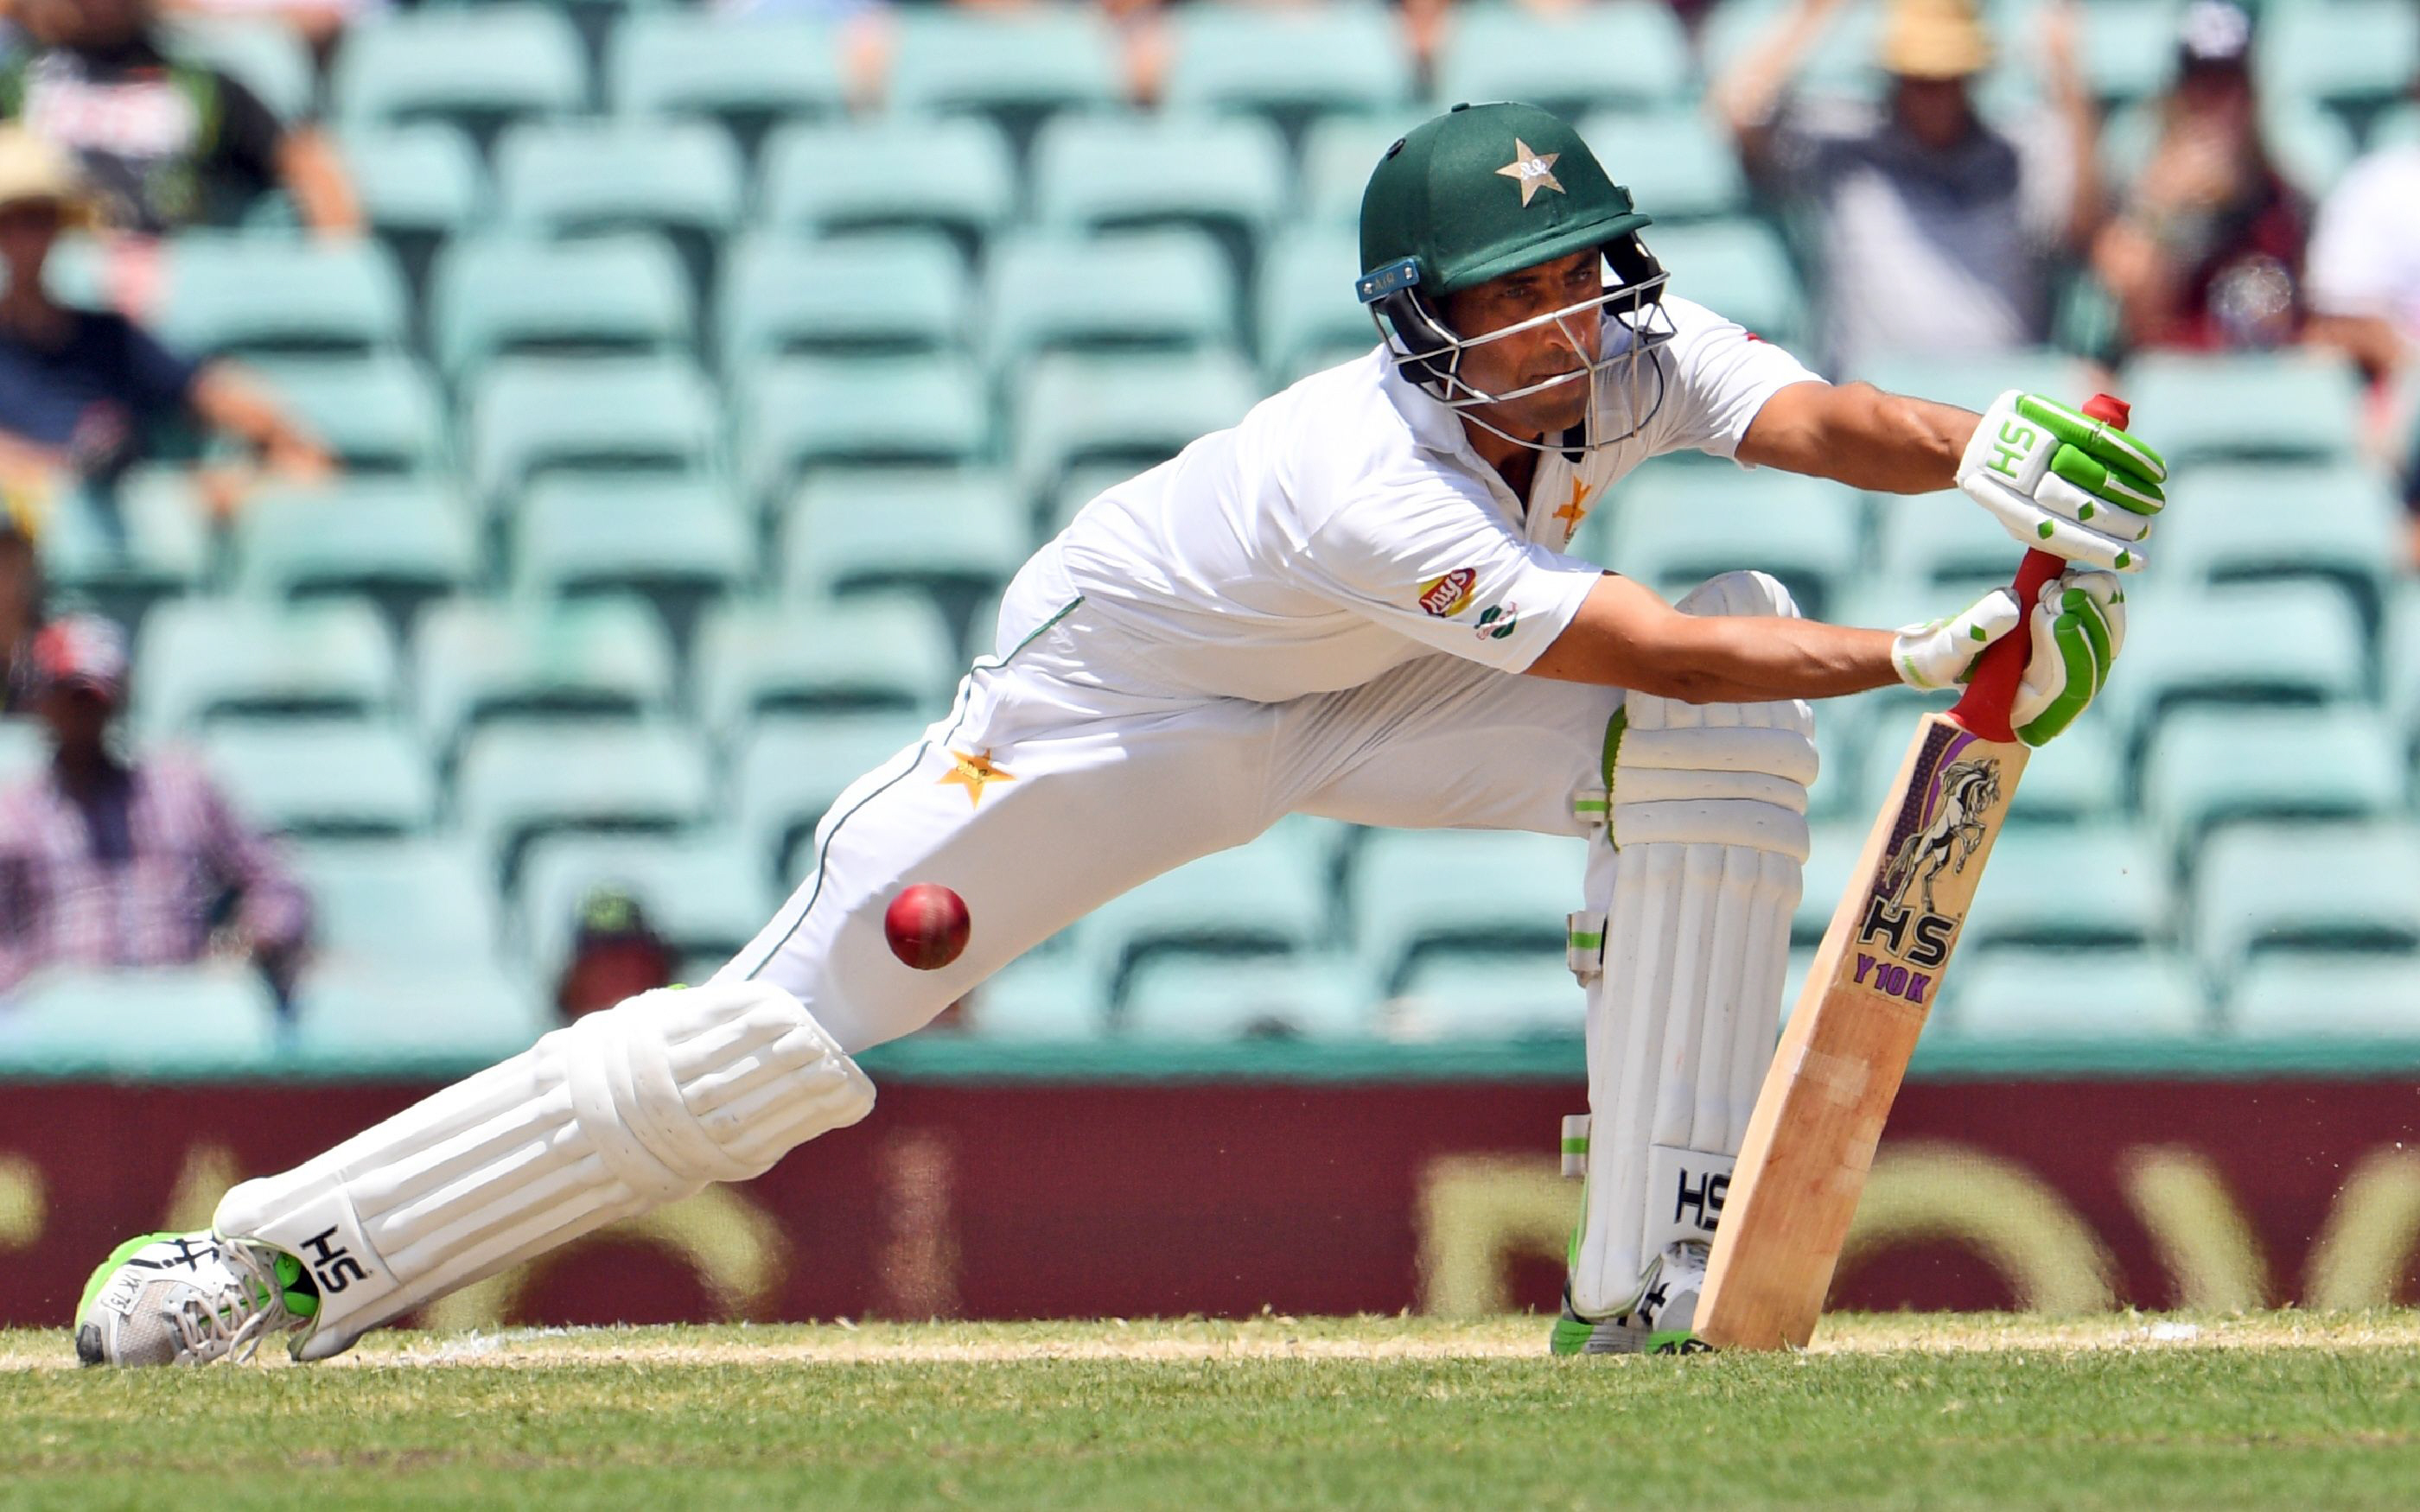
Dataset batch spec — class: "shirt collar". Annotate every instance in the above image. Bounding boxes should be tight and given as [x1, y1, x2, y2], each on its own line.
[1375, 347, 1477, 461]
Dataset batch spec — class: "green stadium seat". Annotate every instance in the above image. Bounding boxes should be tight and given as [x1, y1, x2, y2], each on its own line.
[333, 5, 589, 146]
[608, 12, 845, 155]
[756, 118, 1016, 251]
[1795, 818, 1865, 944]
[984, 229, 1238, 371]
[2385, 581, 2420, 753]
[1849, 348, 2085, 410]
[412, 597, 676, 759]
[40, 470, 212, 616]
[1601, 469, 1863, 620]
[1257, 226, 1372, 384]
[2003, 716, 2122, 828]
[2229, 953, 2420, 1039]
[1163, 2, 1415, 124]
[201, 718, 436, 839]
[1352, 829, 1587, 990]
[290, 835, 500, 970]
[154, 234, 406, 359]
[0, 716, 41, 784]
[886, 4, 1123, 126]
[1961, 825, 2169, 953]
[1123, 955, 1374, 1040]
[741, 356, 989, 512]
[1390, 955, 1584, 1040]
[1296, 111, 1430, 229]
[2157, 463, 2398, 630]
[1646, 219, 1804, 346]
[2104, 582, 2367, 753]
[2123, 352, 2363, 464]
[431, 234, 693, 383]
[245, 355, 448, 477]
[2193, 822, 2420, 976]
[1078, 840, 1329, 1001]
[735, 713, 930, 871]
[1442, 2, 1691, 118]
[341, 124, 490, 246]
[1944, 946, 2207, 1040]
[1029, 111, 1289, 254]
[696, 594, 958, 735]
[1869, 488, 2042, 597]
[971, 954, 1111, 1039]
[491, 121, 746, 294]
[133, 598, 398, 738]
[468, 356, 720, 512]
[518, 827, 778, 974]
[0, 966, 280, 1073]
[2074, 0, 2188, 105]
[2374, 101, 2420, 150]
[162, 16, 315, 123]
[1011, 350, 1261, 505]
[2140, 706, 2402, 863]
[1805, 701, 1872, 823]
[289, 960, 548, 1065]
[453, 719, 714, 887]
[2266, 0, 2418, 114]
[782, 468, 1029, 604]
[232, 479, 479, 619]
[1579, 108, 1749, 223]
[509, 475, 751, 613]
[719, 233, 969, 367]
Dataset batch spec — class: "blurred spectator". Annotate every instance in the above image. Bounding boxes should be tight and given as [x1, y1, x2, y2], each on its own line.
[0, 125, 331, 523]
[1712, 0, 2100, 376]
[554, 884, 676, 1021]
[0, 613, 310, 999]
[161, 0, 384, 65]
[0, 525, 36, 714]
[2090, 0, 2307, 353]
[0, 0, 360, 238]
[2303, 79, 2420, 388]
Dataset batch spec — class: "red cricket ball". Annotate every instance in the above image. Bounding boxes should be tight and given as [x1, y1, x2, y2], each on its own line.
[883, 883, 971, 970]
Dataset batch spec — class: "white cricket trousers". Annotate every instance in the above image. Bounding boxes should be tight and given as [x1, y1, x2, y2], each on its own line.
[716, 592, 1624, 1055]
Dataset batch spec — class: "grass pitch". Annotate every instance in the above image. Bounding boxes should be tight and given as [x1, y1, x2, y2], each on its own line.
[7, 1312, 2420, 1510]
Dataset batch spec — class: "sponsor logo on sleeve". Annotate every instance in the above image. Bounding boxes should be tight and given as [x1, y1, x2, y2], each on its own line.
[1474, 602, 1521, 641]
[1417, 569, 1479, 618]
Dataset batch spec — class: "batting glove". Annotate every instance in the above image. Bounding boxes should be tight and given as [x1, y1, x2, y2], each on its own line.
[1957, 391, 2166, 573]
[2007, 569, 2126, 746]
[1890, 586, 2022, 693]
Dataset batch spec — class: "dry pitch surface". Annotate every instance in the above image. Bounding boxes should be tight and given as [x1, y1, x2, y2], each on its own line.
[6, 1312, 2419, 1509]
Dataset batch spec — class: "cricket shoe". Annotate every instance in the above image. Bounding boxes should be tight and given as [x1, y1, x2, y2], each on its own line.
[73, 1231, 318, 1367]
[1548, 1241, 1716, 1356]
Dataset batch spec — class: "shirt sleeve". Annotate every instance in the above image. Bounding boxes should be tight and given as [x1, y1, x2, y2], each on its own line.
[108, 314, 203, 422]
[1301, 473, 1605, 673]
[194, 772, 313, 956]
[1640, 295, 1825, 462]
[2307, 159, 2404, 317]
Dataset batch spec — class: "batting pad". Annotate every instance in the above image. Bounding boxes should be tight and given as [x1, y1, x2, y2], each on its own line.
[214, 980, 875, 1361]
[1568, 571, 1814, 1318]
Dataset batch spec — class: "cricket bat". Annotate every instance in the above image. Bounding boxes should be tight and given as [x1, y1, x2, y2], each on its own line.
[1692, 393, 2133, 1352]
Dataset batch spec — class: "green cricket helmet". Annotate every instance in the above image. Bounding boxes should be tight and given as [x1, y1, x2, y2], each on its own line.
[1357, 101, 1674, 453]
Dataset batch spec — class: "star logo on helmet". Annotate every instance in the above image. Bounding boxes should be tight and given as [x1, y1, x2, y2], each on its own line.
[1495, 139, 1563, 207]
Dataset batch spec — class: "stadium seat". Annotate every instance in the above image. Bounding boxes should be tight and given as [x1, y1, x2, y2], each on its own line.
[2103, 582, 2367, 753]
[2156, 463, 2398, 631]
[245, 355, 448, 477]
[1388, 955, 1584, 1040]
[2003, 715, 2121, 828]
[133, 598, 398, 738]
[412, 596, 676, 759]
[1163, 2, 1416, 124]
[453, 720, 715, 887]
[1440, 3, 1691, 118]
[1041, 459, 1157, 538]
[341, 124, 490, 248]
[1579, 108, 1750, 223]
[1011, 350, 1261, 505]
[39, 470, 212, 618]
[1645, 219, 1805, 346]
[741, 356, 989, 512]
[1869, 486, 2047, 597]
[2229, 953, 2420, 1039]
[332, 5, 589, 147]
[886, 4, 1123, 127]
[468, 356, 720, 512]
[1029, 112, 1289, 264]
[1602, 468, 1863, 620]
[0, 965, 281, 1074]
[2385, 581, 2420, 753]
[431, 234, 694, 382]
[1123, 955, 1374, 1040]
[1079, 841, 1331, 1001]
[1296, 111, 1431, 229]
[756, 118, 1016, 251]
[2192, 821, 2420, 976]
[719, 233, 970, 367]
[1944, 947, 2207, 1040]
[971, 953, 1111, 1039]
[782, 468, 1029, 604]
[491, 120, 746, 295]
[509, 474, 751, 617]
[162, 16, 315, 123]
[1961, 825, 2170, 953]
[2071, 0, 2188, 105]
[156, 235, 408, 359]
[2123, 352, 2364, 464]
[983, 230, 1239, 372]
[1352, 829, 1589, 990]
[2265, 0, 2418, 115]
[1701, 0, 1886, 104]
[288, 959, 549, 1066]
[0, 717, 41, 785]
[290, 835, 500, 970]
[2374, 101, 2420, 150]
[517, 827, 778, 973]
[234, 480, 477, 622]
[608, 11, 845, 156]
[1794, 818, 1867, 945]
[2139, 706, 2403, 862]
[201, 718, 436, 839]
[733, 713, 930, 872]
[695, 594, 958, 734]
[1850, 348, 2084, 410]
[1257, 226, 1373, 384]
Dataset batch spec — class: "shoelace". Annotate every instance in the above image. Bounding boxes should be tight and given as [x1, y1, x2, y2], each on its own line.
[163, 1243, 296, 1365]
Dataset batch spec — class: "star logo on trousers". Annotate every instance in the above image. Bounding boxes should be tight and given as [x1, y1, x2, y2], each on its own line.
[1552, 478, 1594, 543]
[939, 748, 1015, 808]
[1496, 139, 1563, 207]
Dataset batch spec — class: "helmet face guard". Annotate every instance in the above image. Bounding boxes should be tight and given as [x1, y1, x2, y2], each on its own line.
[1359, 230, 1676, 459]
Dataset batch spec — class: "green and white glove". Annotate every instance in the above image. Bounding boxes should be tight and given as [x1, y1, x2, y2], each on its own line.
[1957, 391, 2167, 573]
[1890, 569, 2126, 746]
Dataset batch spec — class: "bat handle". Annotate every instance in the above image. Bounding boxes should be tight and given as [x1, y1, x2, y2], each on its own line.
[1949, 393, 2131, 743]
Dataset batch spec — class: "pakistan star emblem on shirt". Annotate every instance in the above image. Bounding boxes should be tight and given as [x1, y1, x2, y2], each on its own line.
[1496, 140, 1563, 206]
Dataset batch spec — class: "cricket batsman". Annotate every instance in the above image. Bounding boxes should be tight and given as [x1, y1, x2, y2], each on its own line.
[74, 101, 2160, 1364]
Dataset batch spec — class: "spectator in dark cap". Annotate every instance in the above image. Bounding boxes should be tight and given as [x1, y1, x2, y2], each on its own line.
[2092, 0, 2309, 353]
[555, 884, 677, 1021]
[0, 612, 310, 998]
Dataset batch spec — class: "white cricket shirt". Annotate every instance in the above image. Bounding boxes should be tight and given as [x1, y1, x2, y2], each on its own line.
[1000, 295, 1821, 704]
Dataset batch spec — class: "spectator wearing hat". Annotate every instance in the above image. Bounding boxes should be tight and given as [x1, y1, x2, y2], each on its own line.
[0, 612, 310, 998]
[0, 125, 334, 526]
[1712, 0, 2102, 376]
[2092, 0, 2309, 353]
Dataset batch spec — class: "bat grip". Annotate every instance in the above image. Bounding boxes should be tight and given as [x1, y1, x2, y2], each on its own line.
[1948, 393, 2130, 743]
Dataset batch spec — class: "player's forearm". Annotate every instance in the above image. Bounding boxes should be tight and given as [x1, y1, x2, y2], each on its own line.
[1737, 381, 1979, 494]
[1530, 592, 1897, 702]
